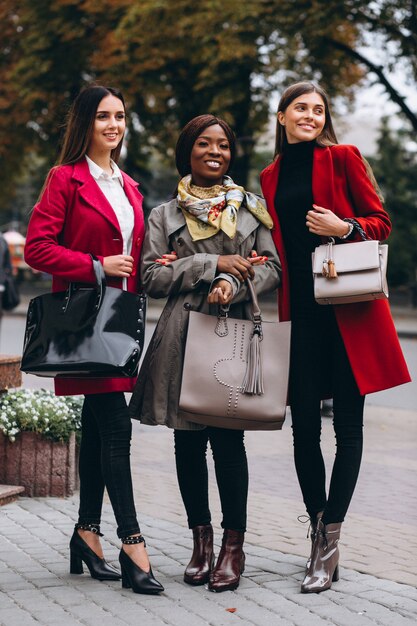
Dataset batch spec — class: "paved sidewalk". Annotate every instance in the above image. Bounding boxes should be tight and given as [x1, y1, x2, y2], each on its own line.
[2, 287, 416, 624]
[129, 405, 417, 588]
[1, 497, 417, 626]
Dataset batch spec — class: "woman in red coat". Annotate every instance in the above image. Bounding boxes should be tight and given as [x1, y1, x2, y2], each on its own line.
[25, 85, 163, 595]
[260, 81, 410, 594]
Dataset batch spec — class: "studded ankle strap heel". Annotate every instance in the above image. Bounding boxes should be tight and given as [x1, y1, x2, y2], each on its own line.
[69, 524, 121, 581]
[121, 534, 145, 546]
[119, 534, 164, 595]
[74, 523, 103, 536]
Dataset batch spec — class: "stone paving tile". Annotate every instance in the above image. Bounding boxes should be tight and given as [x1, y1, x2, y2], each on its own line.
[129, 404, 417, 587]
[2, 497, 417, 626]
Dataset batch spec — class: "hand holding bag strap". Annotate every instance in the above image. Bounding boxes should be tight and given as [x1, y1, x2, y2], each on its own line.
[242, 278, 264, 395]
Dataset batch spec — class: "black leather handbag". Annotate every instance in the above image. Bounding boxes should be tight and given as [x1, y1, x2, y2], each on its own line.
[21, 259, 146, 378]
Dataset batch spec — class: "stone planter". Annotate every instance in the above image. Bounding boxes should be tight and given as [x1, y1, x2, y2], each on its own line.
[0, 355, 22, 392]
[0, 431, 78, 497]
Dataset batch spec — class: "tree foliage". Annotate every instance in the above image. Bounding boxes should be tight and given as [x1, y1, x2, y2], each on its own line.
[369, 120, 417, 288]
[0, 0, 365, 208]
[1, 0, 416, 225]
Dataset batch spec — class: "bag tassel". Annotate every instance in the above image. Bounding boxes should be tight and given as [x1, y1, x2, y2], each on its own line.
[241, 325, 264, 395]
[327, 259, 338, 279]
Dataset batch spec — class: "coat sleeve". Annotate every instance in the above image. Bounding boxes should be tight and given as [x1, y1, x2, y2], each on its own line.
[141, 204, 219, 298]
[230, 224, 281, 304]
[344, 146, 391, 241]
[24, 167, 97, 283]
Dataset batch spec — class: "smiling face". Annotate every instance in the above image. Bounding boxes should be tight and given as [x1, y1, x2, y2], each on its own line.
[87, 94, 126, 159]
[278, 92, 325, 144]
[190, 124, 231, 187]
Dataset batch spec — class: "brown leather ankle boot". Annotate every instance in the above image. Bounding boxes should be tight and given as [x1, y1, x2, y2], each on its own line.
[208, 529, 245, 593]
[184, 524, 214, 585]
[301, 520, 341, 593]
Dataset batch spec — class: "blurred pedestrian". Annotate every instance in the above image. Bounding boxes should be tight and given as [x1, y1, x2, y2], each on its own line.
[260, 81, 411, 593]
[0, 232, 13, 334]
[24, 85, 163, 595]
[130, 114, 281, 592]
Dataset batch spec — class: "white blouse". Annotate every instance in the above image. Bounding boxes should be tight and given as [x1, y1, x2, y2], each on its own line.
[86, 155, 134, 290]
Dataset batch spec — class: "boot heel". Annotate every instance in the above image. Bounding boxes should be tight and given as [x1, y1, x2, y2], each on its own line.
[121, 570, 132, 589]
[332, 565, 339, 582]
[70, 551, 84, 575]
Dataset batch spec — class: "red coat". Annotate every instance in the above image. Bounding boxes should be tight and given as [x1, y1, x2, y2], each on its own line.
[24, 158, 145, 396]
[260, 144, 411, 395]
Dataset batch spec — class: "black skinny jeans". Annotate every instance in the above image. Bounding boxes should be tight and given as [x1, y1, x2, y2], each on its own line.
[78, 392, 140, 538]
[174, 427, 248, 532]
[289, 302, 365, 525]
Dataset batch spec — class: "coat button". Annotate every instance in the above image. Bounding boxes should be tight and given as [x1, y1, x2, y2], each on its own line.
[183, 302, 192, 310]
[135, 237, 141, 247]
[177, 237, 184, 246]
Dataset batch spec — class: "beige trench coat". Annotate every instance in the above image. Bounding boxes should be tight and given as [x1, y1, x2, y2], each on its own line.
[129, 198, 281, 430]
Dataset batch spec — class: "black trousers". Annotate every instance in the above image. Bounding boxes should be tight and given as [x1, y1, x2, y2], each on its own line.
[289, 302, 365, 525]
[174, 427, 248, 532]
[78, 392, 140, 538]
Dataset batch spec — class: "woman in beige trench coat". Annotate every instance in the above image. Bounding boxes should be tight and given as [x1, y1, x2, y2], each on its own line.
[130, 114, 281, 592]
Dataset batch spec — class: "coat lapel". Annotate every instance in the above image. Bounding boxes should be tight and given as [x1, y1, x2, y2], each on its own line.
[121, 172, 145, 243]
[72, 159, 121, 233]
[312, 146, 334, 212]
[260, 158, 286, 269]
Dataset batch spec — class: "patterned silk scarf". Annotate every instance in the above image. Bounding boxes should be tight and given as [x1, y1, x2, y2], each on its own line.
[177, 174, 273, 241]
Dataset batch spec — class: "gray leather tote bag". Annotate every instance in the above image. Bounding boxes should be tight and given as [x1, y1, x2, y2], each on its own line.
[179, 279, 291, 430]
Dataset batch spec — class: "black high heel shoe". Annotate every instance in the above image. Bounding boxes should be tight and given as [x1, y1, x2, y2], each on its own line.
[119, 534, 164, 594]
[70, 524, 121, 581]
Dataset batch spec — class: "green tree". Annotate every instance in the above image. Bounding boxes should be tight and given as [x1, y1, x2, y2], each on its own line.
[369, 119, 417, 287]
[2, 0, 417, 217]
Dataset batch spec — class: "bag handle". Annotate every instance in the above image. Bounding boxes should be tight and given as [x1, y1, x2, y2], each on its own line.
[212, 277, 264, 395]
[64, 256, 106, 313]
[246, 276, 262, 324]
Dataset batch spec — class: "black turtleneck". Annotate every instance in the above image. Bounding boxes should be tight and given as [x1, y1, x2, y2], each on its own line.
[275, 140, 321, 306]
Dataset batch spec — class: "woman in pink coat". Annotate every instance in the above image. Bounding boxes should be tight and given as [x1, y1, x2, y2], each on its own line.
[25, 85, 163, 595]
[260, 81, 410, 594]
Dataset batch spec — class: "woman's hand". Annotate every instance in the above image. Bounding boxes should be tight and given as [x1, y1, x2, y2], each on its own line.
[207, 279, 233, 305]
[306, 205, 351, 237]
[217, 255, 254, 282]
[247, 250, 268, 266]
[102, 255, 134, 277]
[155, 251, 177, 265]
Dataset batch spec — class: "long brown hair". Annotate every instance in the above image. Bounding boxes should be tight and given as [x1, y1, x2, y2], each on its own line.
[274, 82, 338, 157]
[58, 85, 126, 165]
[37, 85, 126, 202]
[274, 81, 383, 200]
